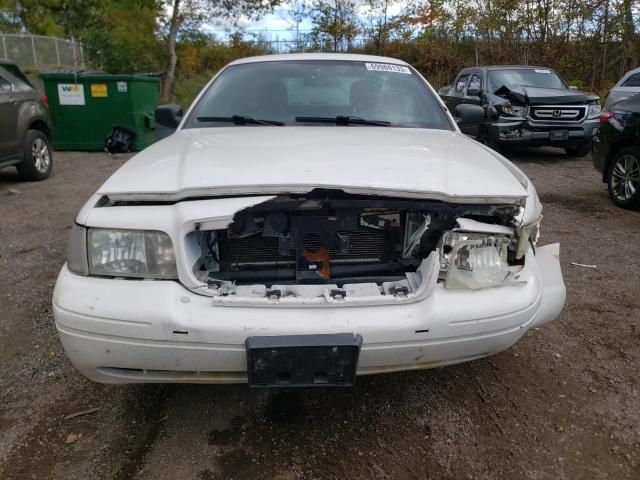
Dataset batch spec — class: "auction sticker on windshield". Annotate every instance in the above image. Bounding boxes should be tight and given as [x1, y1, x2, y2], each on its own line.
[365, 63, 412, 74]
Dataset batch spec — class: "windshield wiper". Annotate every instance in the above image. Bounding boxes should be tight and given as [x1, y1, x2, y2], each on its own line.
[196, 115, 284, 126]
[295, 115, 391, 126]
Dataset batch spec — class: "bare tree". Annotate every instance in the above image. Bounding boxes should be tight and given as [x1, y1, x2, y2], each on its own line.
[162, 0, 280, 101]
[310, 0, 360, 52]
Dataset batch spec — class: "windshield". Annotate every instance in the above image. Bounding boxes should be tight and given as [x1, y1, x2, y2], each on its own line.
[488, 68, 567, 91]
[184, 60, 452, 130]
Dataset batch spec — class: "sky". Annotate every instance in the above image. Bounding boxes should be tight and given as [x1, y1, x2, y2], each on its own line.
[234, 6, 314, 40]
[202, 1, 408, 42]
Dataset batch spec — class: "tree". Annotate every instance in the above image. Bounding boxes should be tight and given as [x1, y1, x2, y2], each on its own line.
[162, 0, 189, 101]
[279, 1, 309, 50]
[82, 0, 163, 73]
[310, 0, 360, 52]
[2, 0, 639, 97]
[161, 0, 280, 101]
[0, 0, 161, 72]
[0, 0, 23, 32]
[0, 0, 100, 37]
[361, 0, 404, 54]
[621, 0, 638, 70]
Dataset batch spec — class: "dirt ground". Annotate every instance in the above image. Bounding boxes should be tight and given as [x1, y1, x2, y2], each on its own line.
[0, 148, 638, 480]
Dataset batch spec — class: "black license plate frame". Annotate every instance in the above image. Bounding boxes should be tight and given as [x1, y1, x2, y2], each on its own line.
[246, 333, 363, 388]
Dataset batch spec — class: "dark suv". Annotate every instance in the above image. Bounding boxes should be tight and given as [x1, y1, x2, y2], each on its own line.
[592, 94, 640, 210]
[0, 59, 53, 180]
[439, 65, 601, 156]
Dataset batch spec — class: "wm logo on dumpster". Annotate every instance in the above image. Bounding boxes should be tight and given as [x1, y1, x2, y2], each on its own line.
[60, 85, 81, 93]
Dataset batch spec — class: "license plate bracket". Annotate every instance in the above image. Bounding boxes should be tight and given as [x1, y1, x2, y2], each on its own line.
[246, 333, 363, 388]
[550, 130, 569, 141]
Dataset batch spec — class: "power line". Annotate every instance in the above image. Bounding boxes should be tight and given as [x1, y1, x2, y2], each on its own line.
[204, 28, 314, 34]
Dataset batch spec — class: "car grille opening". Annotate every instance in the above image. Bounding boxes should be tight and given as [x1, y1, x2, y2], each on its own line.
[219, 224, 391, 267]
[191, 191, 520, 289]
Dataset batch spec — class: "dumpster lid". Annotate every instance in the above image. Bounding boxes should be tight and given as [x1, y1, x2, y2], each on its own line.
[40, 69, 102, 78]
[40, 70, 160, 82]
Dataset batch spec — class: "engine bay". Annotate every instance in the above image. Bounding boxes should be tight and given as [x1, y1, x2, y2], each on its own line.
[191, 191, 522, 296]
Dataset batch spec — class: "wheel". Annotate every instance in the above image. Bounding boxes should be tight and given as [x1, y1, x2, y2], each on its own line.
[564, 143, 591, 157]
[16, 130, 53, 181]
[607, 146, 640, 210]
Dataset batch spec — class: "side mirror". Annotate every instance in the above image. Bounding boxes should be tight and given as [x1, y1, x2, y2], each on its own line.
[438, 85, 452, 96]
[454, 104, 485, 129]
[467, 85, 482, 97]
[155, 104, 183, 130]
[568, 85, 578, 90]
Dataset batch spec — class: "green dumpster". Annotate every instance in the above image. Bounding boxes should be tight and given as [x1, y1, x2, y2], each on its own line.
[40, 71, 160, 151]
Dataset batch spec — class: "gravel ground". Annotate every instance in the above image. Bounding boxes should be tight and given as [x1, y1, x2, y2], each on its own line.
[0, 148, 638, 480]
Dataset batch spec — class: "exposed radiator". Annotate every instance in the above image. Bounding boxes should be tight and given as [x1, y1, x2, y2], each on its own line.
[219, 226, 393, 266]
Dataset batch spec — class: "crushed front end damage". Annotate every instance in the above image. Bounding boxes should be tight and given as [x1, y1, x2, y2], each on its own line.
[186, 190, 530, 306]
[53, 188, 566, 384]
[487, 85, 600, 147]
[493, 84, 595, 106]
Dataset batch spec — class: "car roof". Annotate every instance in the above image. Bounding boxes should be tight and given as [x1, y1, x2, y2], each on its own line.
[228, 53, 410, 67]
[481, 65, 553, 71]
[614, 66, 640, 88]
[456, 65, 556, 76]
[0, 58, 17, 66]
[621, 66, 640, 77]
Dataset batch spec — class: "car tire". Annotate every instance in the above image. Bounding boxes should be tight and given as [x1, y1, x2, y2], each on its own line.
[564, 143, 591, 157]
[606, 146, 640, 210]
[16, 130, 53, 181]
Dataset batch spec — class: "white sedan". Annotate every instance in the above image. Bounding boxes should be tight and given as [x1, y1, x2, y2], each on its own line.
[53, 54, 565, 386]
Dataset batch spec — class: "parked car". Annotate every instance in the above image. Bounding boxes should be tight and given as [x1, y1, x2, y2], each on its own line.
[0, 59, 53, 180]
[439, 65, 601, 156]
[592, 94, 640, 209]
[53, 54, 565, 386]
[603, 66, 640, 110]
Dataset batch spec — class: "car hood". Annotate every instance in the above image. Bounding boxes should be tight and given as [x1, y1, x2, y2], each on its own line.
[98, 127, 529, 205]
[494, 84, 597, 105]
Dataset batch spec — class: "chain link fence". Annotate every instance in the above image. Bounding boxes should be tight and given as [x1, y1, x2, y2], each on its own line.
[0, 33, 84, 70]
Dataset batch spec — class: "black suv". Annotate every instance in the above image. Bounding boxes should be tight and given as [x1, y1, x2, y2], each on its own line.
[592, 94, 640, 210]
[439, 65, 601, 156]
[0, 59, 53, 180]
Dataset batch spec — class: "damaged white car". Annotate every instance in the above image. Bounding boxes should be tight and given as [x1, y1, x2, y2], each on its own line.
[53, 54, 566, 386]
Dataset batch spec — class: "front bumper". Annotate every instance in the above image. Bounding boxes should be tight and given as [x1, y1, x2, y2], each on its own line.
[52, 245, 566, 384]
[488, 117, 599, 147]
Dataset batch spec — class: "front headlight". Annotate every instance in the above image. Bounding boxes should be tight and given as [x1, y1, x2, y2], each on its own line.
[438, 231, 512, 290]
[86, 228, 177, 278]
[501, 104, 529, 117]
[587, 103, 601, 118]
